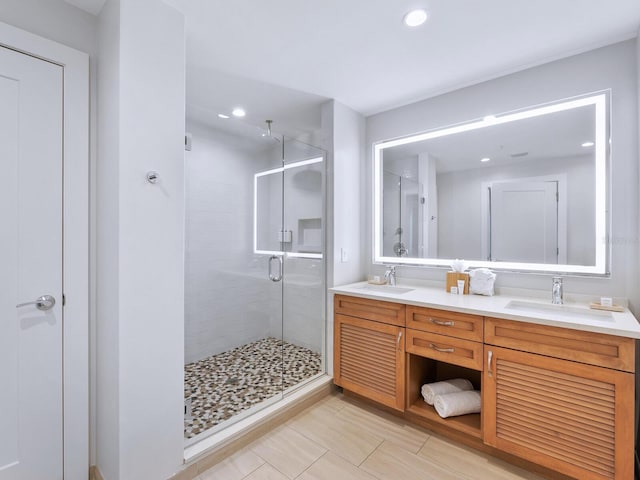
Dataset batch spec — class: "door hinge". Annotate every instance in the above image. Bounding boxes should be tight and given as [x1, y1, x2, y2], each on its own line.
[62, 294, 66, 306]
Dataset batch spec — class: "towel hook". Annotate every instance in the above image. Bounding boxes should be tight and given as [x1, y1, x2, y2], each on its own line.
[146, 171, 159, 184]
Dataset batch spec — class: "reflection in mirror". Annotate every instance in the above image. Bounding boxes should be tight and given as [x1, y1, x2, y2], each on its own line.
[383, 171, 422, 258]
[374, 92, 608, 274]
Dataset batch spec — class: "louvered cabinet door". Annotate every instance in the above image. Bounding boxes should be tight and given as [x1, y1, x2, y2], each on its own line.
[483, 346, 634, 480]
[334, 314, 405, 411]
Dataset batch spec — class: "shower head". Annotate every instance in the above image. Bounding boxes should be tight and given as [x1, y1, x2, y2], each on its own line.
[261, 119, 281, 143]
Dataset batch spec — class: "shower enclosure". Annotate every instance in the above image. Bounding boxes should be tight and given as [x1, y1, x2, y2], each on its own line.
[183, 120, 325, 443]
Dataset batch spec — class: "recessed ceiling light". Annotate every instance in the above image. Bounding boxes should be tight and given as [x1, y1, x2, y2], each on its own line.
[218, 113, 230, 119]
[483, 115, 497, 122]
[582, 141, 595, 147]
[232, 107, 246, 118]
[403, 9, 428, 27]
[481, 157, 491, 163]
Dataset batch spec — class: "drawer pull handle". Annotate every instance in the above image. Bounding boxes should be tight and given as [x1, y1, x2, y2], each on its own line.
[488, 350, 494, 378]
[397, 331, 403, 350]
[431, 318, 454, 327]
[429, 343, 454, 353]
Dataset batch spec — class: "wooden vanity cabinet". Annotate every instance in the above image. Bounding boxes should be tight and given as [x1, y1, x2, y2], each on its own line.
[333, 294, 636, 480]
[484, 318, 635, 480]
[333, 295, 406, 411]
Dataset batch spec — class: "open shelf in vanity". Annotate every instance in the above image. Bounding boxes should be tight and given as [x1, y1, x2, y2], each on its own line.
[405, 347, 482, 438]
[403, 304, 484, 438]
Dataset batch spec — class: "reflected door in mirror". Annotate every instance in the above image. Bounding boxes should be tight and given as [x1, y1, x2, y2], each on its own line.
[490, 181, 558, 263]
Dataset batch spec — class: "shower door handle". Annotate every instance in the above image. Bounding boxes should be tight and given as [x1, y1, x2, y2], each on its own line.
[268, 255, 283, 282]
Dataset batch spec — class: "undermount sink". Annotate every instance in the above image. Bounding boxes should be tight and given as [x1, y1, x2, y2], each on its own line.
[505, 300, 613, 322]
[357, 284, 415, 294]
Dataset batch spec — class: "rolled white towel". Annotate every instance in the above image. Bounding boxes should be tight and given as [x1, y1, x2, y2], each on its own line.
[433, 390, 481, 418]
[421, 378, 473, 406]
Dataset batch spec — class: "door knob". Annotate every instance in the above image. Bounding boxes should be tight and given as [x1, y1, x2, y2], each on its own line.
[16, 295, 56, 311]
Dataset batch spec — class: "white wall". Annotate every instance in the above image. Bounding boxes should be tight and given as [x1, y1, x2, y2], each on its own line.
[118, 1, 185, 478]
[366, 40, 640, 314]
[97, 1, 186, 479]
[436, 154, 595, 265]
[96, 1, 120, 477]
[324, 101, 366, 287]
[0, 0, 97, 52]
[322, 100, 366, 375]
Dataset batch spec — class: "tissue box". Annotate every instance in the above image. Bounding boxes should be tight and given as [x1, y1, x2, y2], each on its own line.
[446, 272, 469, 294]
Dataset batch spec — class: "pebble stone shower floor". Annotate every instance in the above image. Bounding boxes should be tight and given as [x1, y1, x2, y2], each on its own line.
[184, 337, 322, 439]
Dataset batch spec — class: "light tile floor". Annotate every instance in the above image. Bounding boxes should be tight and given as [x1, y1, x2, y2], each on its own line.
[197, 392, 546, 480]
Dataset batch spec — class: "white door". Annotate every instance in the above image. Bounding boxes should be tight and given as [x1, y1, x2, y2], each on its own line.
[490, 181, 558, 263]
[0, 46, 63, 479]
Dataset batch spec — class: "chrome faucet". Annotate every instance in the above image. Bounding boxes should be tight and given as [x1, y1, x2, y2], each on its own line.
[551, 277, 563, 305]
[384, 265, 397, 286]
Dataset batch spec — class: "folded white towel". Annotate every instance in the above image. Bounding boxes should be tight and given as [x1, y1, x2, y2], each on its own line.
[434, 390, 481, 418]
[421, 378, 473, 406]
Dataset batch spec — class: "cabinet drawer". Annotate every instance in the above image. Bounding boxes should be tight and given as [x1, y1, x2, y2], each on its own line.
[406, 329, 483, 371]
[335, 294, 405, 326]
[406, 306, 483, 342]
[485, 317, 635, 373]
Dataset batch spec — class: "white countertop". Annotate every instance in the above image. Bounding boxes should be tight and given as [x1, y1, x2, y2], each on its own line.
[330, 281, 640, 339]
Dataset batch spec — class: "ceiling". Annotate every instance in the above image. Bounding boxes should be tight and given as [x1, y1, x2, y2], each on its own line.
[71, 0, 640, 139]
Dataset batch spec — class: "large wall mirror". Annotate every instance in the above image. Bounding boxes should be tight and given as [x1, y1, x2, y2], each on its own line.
[373, 92, 609, 274]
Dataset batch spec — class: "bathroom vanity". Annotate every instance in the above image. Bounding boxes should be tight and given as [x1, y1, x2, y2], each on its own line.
[331, 283, 640, 480]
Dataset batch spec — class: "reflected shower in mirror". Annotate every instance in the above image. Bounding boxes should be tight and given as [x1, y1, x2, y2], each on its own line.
[383, 171, 422, 258]
[374, 92, 609, 274]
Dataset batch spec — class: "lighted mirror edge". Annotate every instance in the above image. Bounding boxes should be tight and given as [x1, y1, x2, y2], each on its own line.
[375, 256, 608, 276]
[255, 250, 323, 260]
[372, 91, 609, 276]
[287, 252, 323, 259]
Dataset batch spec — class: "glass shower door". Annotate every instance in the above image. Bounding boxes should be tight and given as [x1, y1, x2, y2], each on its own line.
[282, 139, 326, 391]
